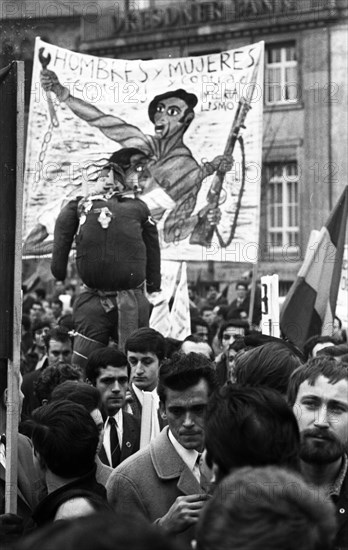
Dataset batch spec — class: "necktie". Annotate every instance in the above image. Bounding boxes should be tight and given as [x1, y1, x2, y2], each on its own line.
[109, 417, 121, 468]
[193, 453, 202, 483]
[195, 453, 211, 493]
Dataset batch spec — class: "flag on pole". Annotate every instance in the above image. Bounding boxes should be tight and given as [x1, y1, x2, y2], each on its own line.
[149, 261, 181, 336]
[170, 262, 191, 340]
[280, 186, 348, 350]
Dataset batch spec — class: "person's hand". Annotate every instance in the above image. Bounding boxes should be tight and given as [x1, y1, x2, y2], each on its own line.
[198, 205, 221, 226]
[40, 70, 69, 101]
[211, 154, 233, 173]
[158, 494, 209, 534]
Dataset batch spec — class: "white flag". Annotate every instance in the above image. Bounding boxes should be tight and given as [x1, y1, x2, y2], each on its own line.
[170, 262, 191, 340]
[149, 261, 180, 336]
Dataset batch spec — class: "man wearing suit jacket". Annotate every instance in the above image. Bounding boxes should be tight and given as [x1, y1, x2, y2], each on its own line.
[86, 348, 140, 468]
[107, 352, 217, 549]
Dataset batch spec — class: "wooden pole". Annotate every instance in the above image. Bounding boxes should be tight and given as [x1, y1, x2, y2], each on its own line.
[5, 61, 25, 514]
[248, 261, 258, 328]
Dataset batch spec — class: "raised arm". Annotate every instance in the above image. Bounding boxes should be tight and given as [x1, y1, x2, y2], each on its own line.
[40, 69, 153, 152]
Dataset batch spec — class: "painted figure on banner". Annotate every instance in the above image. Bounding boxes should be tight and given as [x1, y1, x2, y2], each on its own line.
[39, 70, 234, 244]
[23, 41, 264, 261]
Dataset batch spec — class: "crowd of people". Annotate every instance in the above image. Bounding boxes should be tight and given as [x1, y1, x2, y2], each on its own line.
[0, 272, 347, 550]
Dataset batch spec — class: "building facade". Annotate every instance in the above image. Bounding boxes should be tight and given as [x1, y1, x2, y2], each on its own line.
[1, 0, 347, 294]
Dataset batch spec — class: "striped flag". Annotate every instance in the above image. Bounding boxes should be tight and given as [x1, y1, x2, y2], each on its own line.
[280, 186, 348, 350]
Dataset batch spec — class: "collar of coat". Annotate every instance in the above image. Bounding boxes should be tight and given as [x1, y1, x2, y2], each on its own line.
[149, 427, 203, 495]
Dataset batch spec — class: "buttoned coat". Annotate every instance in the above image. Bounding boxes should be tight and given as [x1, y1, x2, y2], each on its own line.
[333, 466, 348, 549]
[106, 426, 204, 548]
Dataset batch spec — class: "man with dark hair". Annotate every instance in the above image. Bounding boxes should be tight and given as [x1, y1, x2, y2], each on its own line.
[196, 466, 337, 550]
[232, 340, 303, 395]
[34, 364, 82, 405]
[41, 70, 229, 243]
[287, 357, 348, 549]
[29, 301, 44, 325]
[51, 299, 63, 324]
[31, 400, 106, 525]
[224, 280, 249, 320]
[125, 328, 166, 437]
[50, 381, 113, 487]
[217, 319, 248, 352]
[190, 318, 210, 344]
[107, 352, 217, 548]
[51, 148, 161, 367]
[86, 348, 140, 468]
[204, 384, 300, 483]
[214, 320, 249, 380]
[21, 327, 73, 419]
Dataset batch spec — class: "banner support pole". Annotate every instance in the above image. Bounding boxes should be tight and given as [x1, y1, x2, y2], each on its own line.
[5, 61, 25, 514]
[248, 261, 258, 328]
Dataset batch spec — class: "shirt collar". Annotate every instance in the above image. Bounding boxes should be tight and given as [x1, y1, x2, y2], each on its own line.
[105, 409, 123, 429]
[168, 429, 199, 473]
[329, 454, 348, 498]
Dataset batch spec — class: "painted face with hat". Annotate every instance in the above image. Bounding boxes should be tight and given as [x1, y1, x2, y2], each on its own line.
[148, 89, 198, 141]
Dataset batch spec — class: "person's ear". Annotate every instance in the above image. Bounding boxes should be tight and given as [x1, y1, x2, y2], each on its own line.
[159, 401, 167, 419]
[41, 399, 48, 406]
[85, 378, 93, 386]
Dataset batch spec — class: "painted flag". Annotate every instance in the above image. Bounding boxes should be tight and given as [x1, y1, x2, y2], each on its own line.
[280, 186, 348, 350]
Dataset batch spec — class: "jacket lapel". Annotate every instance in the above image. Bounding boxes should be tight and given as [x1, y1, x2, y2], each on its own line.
[150, 427, 203, 496]
[121, 411, 138, 461]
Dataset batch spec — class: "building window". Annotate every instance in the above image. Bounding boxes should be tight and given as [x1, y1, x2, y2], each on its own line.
[267, 163, 299, 249]
[265, 43, 298, 105]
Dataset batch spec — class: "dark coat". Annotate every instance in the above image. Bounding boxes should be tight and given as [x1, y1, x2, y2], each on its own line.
[332, 465, 348, 549]
[32, 466, 106, 526]
[98, 411, 140, 468]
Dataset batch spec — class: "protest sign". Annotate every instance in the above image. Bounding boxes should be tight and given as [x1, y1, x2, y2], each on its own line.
[24, 39, 264, 262]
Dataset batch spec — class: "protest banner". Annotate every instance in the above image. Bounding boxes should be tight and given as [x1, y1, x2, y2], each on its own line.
[24, 38, 264, 262]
